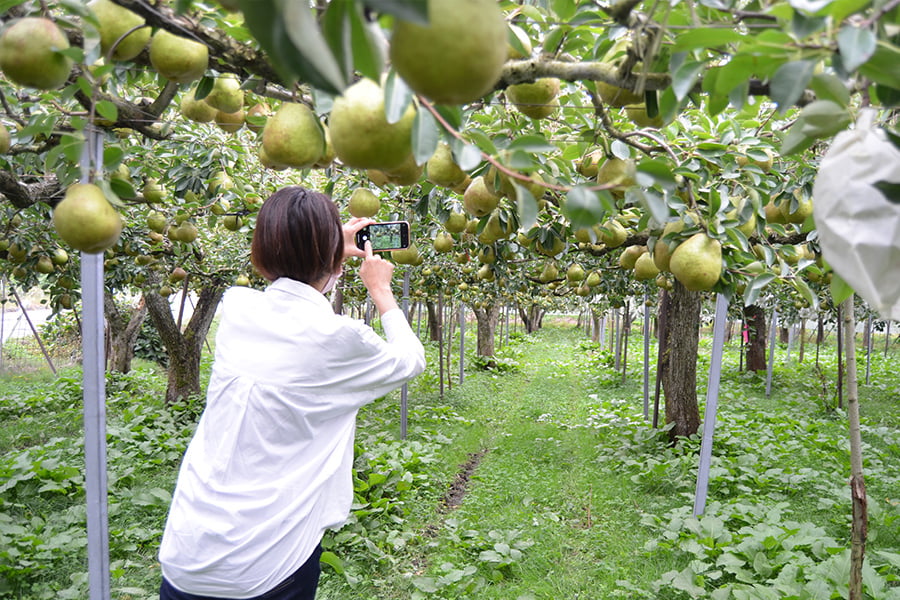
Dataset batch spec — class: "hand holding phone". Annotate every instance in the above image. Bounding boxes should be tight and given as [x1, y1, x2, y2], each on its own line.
[355, 221, 411, 252]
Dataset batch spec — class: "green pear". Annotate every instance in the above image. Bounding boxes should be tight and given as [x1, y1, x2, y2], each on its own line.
[669, 232, 722, 292]
[348, 188, 380, 218]
[89, 0, 150, 61]
[261, 102, 324, 169]
[426, 142, 466, 188]
[53, 183, 123, 254]
[506, 78, 561, 120]
[389, 0, 507, 105]
[329, 78, 415, 170]
[181, 87, 217, 123]
[204, 74, 244, 114]
[463, 176, 500, 218]
[149, 29, 208, 84]
[0, 17, 73, 90]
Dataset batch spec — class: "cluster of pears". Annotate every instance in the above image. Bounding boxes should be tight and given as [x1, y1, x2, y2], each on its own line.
[650, 216, 723, 292]
[594, 38, 664, 128]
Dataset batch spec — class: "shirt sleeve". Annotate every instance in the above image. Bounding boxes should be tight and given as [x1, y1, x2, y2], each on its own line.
[314, 308, 426, 410]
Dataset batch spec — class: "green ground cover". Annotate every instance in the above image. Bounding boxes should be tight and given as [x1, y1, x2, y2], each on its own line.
[1, 316, 898, 599]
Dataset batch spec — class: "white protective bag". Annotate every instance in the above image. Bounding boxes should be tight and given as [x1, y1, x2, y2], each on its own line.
[812, 109, 900, 319]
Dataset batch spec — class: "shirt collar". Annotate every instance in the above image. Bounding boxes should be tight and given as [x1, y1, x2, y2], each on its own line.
[267, 277, 333, 310]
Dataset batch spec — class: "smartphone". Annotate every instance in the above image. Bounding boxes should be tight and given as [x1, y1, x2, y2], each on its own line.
[355, 221, 411, 252]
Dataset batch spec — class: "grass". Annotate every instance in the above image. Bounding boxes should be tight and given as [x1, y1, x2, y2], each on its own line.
[1, 313, 899, 599]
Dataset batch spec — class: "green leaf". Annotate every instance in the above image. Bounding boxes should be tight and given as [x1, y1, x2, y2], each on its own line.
[194, 76, 214, 100]
[95, 100, 118, 124]
[711, 54, 757, 97]
[810, 73, 851, 107]
[781, 123, 816, 155]
[858, 41, 900, 89]
[671, 60, 706, 101]
[238, 0, 346, 94]
[507, 134, 555, 153]
[796, 99, 852, 138]
[383, 70, 414, 125]
[743, 273, 776, 306]
[829, 271, 854, 305]
[319, 551, 345, 574]
[770, 60, 816, 113]
[872, 180, 900, 203]
[451, 139, 483, 170]
[837, 25, 876, 72]
[673, 28, 745, 52]
[636, 159, 677, 189]
[792, 277, 818, 309]
[362, 0, 429, 24]
[346, 1, 385, 82]
[562, 186, 607, 229]
[514, 184, 539, 230]
[412, 105, 439, 165]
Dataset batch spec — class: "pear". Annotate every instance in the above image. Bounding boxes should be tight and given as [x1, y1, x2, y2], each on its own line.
[0, 17, 73, 90]
[313, 124, 336, 169]
[669, 232, 722, 292]
[619, 245, 646, 269]
[245, 102, 272, 134]
[598, 220, 628, 248]
[463, 176, 499, 218]
[385, 154, 424, 186]
[53, 183, 124, 254]
[261, 102, 324, 169]
[780, 188, 813, 224]
[0, 122, 10, 153]
[586, 270, 602, 287]
[653, 219, 685, 271]
[391, 243, 420, 265]
[736, 147, 775, 172]
[143, 178, 166, 203]
[539, 263, 559, 283]
[258, 146, 288, 170]
[506, 78, 561, 120]
[426, 142, 466, 188]
[566, 263, 586, 283]
[348, 188, 380, 218]
[204, 74, 243, 114]
[597, 157, 636, 196]
[624, 104, 664, 128]
[329, 78, 415, 170]
[596, 80, 644, 107]
[634, 252, 660, 281]
[149, 29, 208, 84]
[433, 232, 454, 253]
[89, 0, 150, 61]
[389, 0, 507, 105]
[215, 108, 245, 133]
[577, 149, 604, 178]
[443, 211, 468, 234]
[181, 88, 217, 123]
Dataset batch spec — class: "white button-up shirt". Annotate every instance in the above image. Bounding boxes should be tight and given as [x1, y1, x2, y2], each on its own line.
[159, 278, 425, 597]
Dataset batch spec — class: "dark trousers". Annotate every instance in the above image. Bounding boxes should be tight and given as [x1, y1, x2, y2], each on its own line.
[160, 544, 322, 600]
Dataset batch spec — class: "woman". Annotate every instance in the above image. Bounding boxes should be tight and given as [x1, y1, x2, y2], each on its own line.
[159, 186, 426, 599]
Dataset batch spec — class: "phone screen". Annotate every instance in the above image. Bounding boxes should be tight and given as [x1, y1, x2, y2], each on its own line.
[356, 222, 410, 251]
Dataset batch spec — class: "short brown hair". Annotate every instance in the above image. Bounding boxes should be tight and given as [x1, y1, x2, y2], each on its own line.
[251, 186, 343, 284]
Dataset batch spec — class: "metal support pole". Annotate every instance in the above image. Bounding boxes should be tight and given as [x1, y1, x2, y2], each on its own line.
[400, 271, 410, 440]
[693, 293, 729, 516]
[81, 125, 110, 600]
[458, 303, 465, 385]
[866, 314, 873, 385]
[643, 292, 650, 420]
[766, 307, 778, 398]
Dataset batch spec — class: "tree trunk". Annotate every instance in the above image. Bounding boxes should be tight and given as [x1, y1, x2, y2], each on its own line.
[799, 319, 806, 363]
[145, 282, 225, 404]
[473, 303, 502, 358]
[426, 300, 441, 342]
[842, 296, 867, 600]
[591, 309, 601, 343]
[518, 302, 544, 334]
[660, 280, 701, 442]
[743, 304, 768, 372]
[104, 291, 148, 374]
[779, 325, 789, 344]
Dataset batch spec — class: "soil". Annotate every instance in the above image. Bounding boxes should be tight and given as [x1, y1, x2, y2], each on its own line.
[439, 448, 488, 512]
